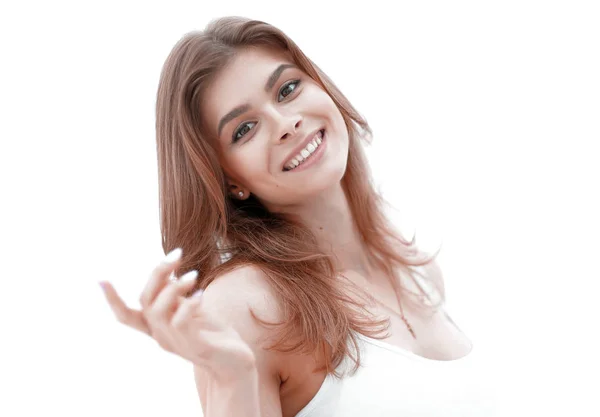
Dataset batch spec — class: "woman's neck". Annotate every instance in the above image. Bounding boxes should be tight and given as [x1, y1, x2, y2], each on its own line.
[282, 183, 377, 276]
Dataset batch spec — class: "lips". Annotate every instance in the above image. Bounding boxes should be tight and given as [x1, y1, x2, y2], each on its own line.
[281, 128, 325, 171]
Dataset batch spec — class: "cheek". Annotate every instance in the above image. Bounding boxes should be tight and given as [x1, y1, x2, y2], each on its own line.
[309, 90, 335, 112]
[230, 148, 271, 179]
[312, 92, 344, 125]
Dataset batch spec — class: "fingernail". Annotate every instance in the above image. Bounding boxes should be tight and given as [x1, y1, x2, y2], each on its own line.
[179, 270, 198, 282]
[192, 289, 204, 298]
[164, 248, 182, 263]
[98, 281, 106, 291]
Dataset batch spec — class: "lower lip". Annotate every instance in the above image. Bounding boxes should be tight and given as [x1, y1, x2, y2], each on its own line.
[284, 131, 327, 173]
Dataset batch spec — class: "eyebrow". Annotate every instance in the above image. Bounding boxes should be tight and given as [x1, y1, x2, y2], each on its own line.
[217, 63, 298, 138]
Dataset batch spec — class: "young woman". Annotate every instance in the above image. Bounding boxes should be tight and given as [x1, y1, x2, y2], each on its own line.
[100, 16, 493, 417]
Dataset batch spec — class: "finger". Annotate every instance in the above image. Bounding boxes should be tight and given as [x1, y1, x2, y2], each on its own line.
[148, 270, 199, 324]
[171, 297, 217, 365]
[139, 248, 183, 309]
[171, 291, 205, 330]
[144, 271, 198, 357]
[100, 281, 151, 336]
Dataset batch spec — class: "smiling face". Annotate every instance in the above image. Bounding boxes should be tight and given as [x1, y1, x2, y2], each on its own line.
[200, 46, 349, 212]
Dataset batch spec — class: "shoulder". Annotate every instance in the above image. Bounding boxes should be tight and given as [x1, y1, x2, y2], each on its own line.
[204, 263, 274, 297]
[201, 264, 281, 329]
[199, 264, 286, 375]
[193, 264, 285, 416]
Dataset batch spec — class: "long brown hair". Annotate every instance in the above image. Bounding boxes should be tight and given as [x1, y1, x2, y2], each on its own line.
[155, 16, 444, 378]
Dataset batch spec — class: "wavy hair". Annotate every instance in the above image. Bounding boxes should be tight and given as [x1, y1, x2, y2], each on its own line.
[155, 16, 444, 378]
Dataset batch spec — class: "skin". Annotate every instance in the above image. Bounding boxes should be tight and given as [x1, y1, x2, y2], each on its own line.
[201, 46, 379, 276]
[100, 46, 466, 416]
[101, 46, 385, 416]
[99, 252, 271, 416]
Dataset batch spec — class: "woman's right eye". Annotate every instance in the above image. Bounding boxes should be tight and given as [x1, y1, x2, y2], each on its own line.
[232, 121, 257, 143]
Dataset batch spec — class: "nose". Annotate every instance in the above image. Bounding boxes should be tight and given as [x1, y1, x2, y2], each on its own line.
[277, 115, 303, 143]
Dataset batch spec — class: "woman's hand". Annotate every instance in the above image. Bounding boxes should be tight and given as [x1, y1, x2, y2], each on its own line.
[99, 248, 257, 379]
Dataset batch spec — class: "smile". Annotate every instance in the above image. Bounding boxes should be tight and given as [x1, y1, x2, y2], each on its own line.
[283, 129, 326, 172]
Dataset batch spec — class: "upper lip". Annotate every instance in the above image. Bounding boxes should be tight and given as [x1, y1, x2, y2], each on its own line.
[282, 128, 323, 170]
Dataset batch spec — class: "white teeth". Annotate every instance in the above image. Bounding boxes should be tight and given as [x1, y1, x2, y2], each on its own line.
[284, 130, 325, 170]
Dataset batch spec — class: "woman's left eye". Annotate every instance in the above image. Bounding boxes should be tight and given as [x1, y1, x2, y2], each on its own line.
[278, 79, 301, 101]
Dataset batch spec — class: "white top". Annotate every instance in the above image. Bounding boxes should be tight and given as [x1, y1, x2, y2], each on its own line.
[293, 306, 497, 416]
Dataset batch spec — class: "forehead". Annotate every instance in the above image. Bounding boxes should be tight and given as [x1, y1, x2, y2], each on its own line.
[202, 47, 295, 133]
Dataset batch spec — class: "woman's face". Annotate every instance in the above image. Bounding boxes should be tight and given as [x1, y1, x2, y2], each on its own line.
[201, 47, 349, 211]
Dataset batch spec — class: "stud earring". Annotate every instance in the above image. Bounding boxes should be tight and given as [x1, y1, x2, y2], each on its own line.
[238, 191, 244, 197]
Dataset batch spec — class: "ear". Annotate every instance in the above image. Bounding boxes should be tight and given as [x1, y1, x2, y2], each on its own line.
[227, 182, 249, 199]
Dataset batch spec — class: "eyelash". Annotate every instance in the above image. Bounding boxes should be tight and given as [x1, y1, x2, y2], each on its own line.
[232, 79, 302, 143]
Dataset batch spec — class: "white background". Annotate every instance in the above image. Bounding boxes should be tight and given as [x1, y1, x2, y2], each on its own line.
[1, 1, 598, 416]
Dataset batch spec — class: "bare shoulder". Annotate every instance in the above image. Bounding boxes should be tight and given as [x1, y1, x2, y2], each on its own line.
[192, 264, 286, 416]
[197, 264, 286, 372]
[203, 264, 277, 304]
[201, 264, 282, 329]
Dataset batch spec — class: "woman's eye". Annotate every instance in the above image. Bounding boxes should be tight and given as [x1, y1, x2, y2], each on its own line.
[232, 121, 257, 143]
[278, 79, 301, 101]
